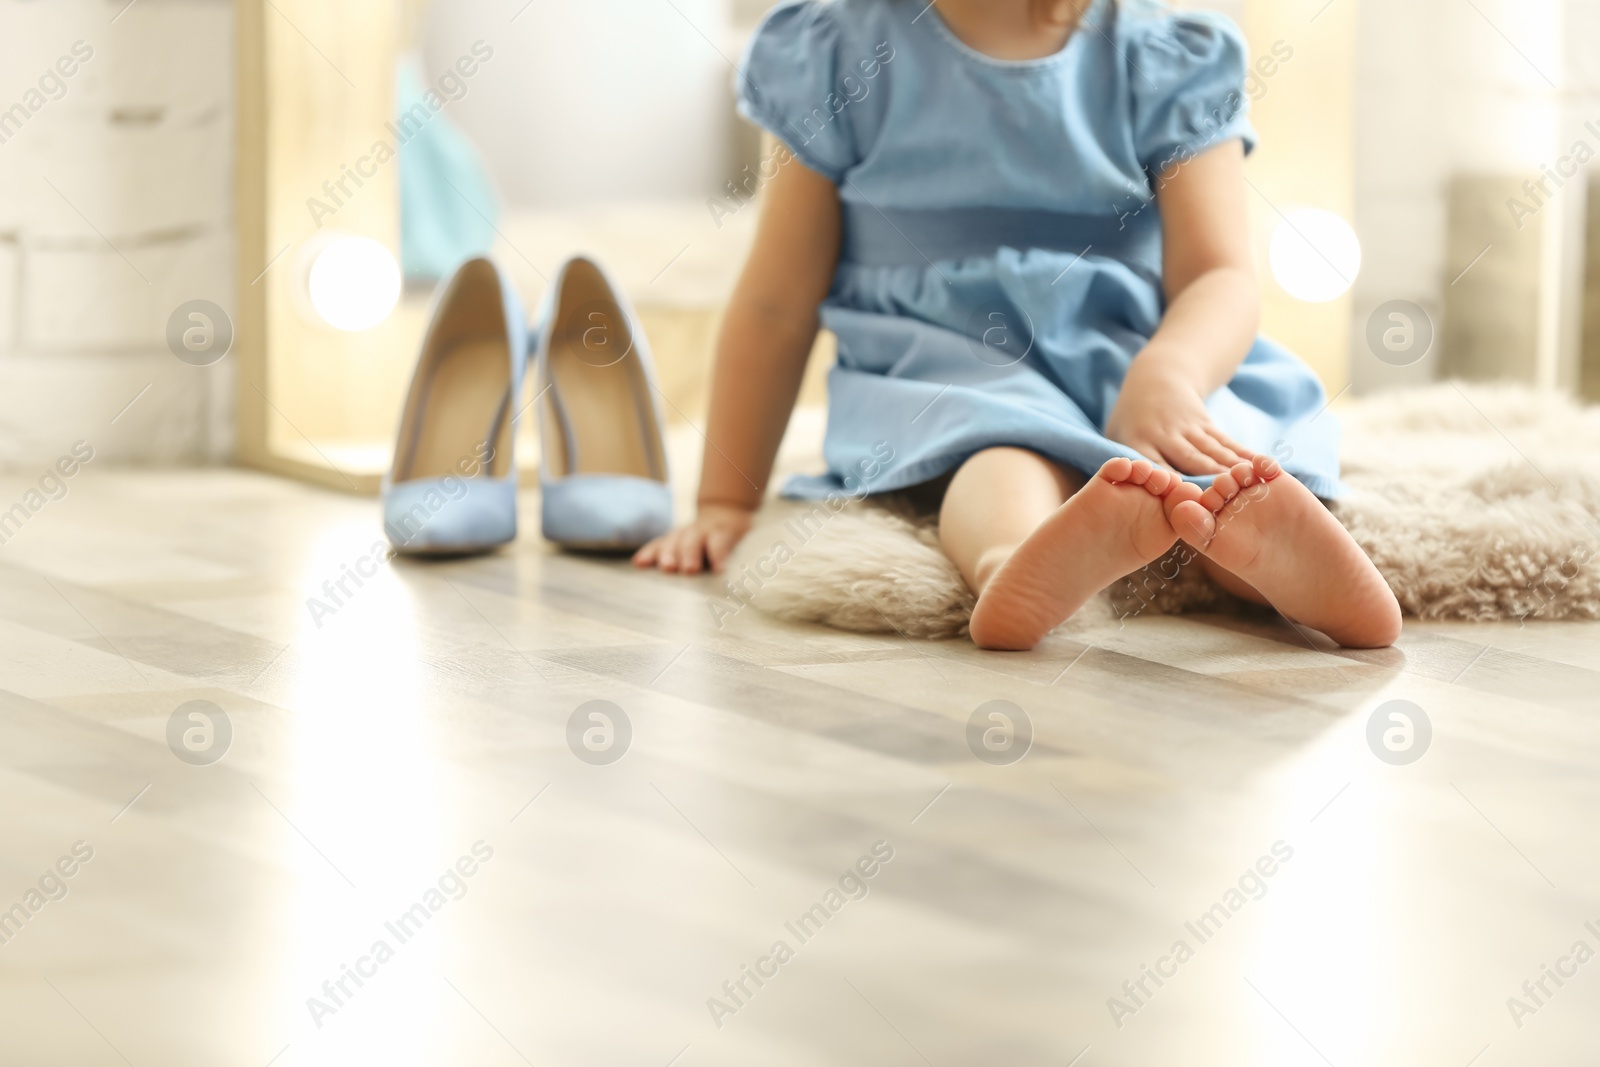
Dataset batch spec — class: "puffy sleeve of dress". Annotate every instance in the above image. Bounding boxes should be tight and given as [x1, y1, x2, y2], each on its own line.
[1125, 9, 1258, 178]
[735, 1, 861, 183]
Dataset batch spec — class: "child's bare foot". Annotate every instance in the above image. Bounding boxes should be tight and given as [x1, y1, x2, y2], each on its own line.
[969, 457, 1180, 650]
[1164, 456, 1402, 648]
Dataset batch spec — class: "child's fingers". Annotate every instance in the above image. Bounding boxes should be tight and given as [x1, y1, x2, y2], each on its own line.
[676, 529, 709, 574]
[1188, 429, 1243, 468]
[658, 535, 682, 571]
[705, 529, 737, 572]
[637, 525, 743, 575]
[1160, 436, 1225, 475]
[1209, 429, 1255, 459]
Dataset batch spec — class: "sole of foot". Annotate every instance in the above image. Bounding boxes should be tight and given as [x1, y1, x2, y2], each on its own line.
[969, 457, 1181, 651]
[1164, 455, 1402, 649]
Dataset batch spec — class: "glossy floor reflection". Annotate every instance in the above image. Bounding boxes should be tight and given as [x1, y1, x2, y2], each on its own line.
[1, 468, 1597, 1066]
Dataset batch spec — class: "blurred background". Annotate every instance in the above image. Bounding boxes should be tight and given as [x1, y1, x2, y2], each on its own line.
[0, 0, 1596, 487]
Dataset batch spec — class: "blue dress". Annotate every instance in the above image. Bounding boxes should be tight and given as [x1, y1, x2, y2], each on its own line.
[735, 0, 1342, 501]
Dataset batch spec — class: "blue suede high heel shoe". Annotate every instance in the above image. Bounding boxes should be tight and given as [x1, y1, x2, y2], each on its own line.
[382, 256, 527, 555]
[531, 255, 672, 550]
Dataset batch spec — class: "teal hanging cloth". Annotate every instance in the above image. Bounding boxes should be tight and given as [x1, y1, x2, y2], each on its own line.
[396, 56, 499, 281]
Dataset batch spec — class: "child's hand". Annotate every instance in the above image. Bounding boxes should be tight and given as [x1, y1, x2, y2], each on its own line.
[1105, 358, 1254, 475]
[632, 503, 754, 575]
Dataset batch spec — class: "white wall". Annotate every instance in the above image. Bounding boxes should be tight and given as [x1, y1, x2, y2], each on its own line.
[0, 0, 233, 470]
[1351, 0, 1587, 392]
[1554, 0, 1600, 391]
[419, 0, 733, 210]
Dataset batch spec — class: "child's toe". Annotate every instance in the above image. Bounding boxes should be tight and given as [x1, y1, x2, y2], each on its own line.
[1099, 456, 1134, 483]
[1171, 499, 1215, 545]
[1252, 454, 1281, 481]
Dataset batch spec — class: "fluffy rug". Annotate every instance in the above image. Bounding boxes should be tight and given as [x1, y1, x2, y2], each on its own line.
[719, 383, 1600, 638]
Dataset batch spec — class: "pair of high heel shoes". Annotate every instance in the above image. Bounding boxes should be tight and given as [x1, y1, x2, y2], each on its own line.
[382, 255, 672, 555]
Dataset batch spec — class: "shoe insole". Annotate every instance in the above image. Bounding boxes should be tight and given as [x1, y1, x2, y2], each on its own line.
[547, 327, 655, 479]
[407, 338, 511, 480]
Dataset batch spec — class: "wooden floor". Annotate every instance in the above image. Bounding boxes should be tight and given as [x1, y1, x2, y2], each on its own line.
[3, 467, 1599, 1067]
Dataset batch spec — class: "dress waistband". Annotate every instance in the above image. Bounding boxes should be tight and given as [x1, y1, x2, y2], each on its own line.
[838, 202, 1162, 272]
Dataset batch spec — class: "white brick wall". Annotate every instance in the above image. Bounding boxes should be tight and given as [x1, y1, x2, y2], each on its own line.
[0, 0, 233, 468]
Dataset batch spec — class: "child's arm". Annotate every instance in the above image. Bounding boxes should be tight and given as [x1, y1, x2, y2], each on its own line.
[1104, 140, 1262, 475]
[633, 158, 841, 574]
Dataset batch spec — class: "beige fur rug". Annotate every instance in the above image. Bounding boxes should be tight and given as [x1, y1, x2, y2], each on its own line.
[718, 383, 1600, 638]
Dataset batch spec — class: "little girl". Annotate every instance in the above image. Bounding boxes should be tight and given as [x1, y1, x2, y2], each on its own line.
[633, 0, 1401, 651]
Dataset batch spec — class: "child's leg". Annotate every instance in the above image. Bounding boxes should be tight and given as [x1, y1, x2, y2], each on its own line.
[942, 448, 1186, 650]
[938, 447, 1082, 595]
[1164, 456, 1402, 648]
